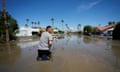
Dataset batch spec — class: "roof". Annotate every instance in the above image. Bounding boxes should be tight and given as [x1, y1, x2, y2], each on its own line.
[96, 24, 116, 31]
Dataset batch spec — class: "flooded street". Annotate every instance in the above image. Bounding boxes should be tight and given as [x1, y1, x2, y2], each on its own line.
[0, 34, 120, 72]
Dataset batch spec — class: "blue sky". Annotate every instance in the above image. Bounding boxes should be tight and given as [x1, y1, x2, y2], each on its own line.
[0, 0, 120, 30]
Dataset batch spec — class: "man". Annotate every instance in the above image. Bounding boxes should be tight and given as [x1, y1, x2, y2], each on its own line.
[37, 26, 53, 60]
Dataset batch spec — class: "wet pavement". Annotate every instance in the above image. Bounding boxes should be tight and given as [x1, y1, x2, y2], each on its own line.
[0, 34, 120, 72]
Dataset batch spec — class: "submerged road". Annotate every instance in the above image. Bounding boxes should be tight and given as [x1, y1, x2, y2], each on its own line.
[0, 34, 120, 72]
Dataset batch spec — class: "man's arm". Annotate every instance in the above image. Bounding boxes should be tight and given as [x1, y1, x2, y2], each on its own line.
[48, 35, 53, 48]
[48, 40, 52, 48]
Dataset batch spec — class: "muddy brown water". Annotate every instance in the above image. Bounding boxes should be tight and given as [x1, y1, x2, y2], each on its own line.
[0, 34, 120, 72]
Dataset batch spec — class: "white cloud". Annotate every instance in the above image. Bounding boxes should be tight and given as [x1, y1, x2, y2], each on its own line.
[77, 0, 101, 11]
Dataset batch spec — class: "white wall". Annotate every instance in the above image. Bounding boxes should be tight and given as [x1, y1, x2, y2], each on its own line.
[16, 27, 32, 37]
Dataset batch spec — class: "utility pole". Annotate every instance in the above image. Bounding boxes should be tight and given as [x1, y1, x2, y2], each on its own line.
[2, 0, 9, 42]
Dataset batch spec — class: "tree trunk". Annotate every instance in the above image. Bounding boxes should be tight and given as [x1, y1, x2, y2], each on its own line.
[2, 0, 9, 42]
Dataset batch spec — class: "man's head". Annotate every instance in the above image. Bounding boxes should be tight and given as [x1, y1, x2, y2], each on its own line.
[46, 26, 53, 33]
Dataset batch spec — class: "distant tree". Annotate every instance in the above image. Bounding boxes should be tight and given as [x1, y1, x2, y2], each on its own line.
[108, 21, 112, 25]
[8, 19, 19, 40]
[77, 24, 81, 31]
[26, 18, 29, 26]
[25, 24, 28, 27]
[0, 11, 19, 41]
[65, 24, 70, 30]
[34, 22, 37, 27]
[51, 18, 54, 27]
[65, 24, 68, 28]
[83, 25, 93, 33]
[112, 21, 115, 24]
[31, 21, 34, 27]
[113, 22, 120, 40]
[108, 21, 115, 25]
[38, 21, 40, 27]
[61, 19, 64, 30]
[61, 19, 64, 24]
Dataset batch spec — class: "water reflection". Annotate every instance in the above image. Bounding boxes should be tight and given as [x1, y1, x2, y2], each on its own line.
[0, 42, 21, 72]
[65, 34, 72, 45]
[112, 40, 120, 69]
[76, 34, 82, 44]
[0, 35, 120, 72]
[83, 36, 92, 44]
[82, 35, 107, 45]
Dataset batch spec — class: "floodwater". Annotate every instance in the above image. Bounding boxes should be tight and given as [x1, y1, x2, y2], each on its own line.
[0, 34, 120, 72]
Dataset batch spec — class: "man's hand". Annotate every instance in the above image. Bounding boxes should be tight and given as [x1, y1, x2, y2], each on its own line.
[48, 40, 53, 48]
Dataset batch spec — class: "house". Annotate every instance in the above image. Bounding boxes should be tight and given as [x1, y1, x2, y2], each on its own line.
[95, 24, 116, 36]
[16, 27, 32, 36]
[16, 26, 40, 37]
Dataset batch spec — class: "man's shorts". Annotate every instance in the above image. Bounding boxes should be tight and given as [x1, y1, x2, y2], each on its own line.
[38, 49, 51, 58]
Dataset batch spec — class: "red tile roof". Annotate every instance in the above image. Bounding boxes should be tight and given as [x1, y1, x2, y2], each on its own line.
[96, 24, 116, 31]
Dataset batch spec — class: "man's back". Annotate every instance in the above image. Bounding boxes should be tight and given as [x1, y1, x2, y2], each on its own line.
[38, 32, 52, 50]
[37, 26, 53, 61]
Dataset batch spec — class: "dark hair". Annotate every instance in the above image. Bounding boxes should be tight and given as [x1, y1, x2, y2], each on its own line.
[46, 26, 52, 31]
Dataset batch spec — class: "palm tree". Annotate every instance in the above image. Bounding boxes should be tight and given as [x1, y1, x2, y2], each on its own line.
[34, 22, 37, 28]
[65, 24, 70, 33]
[61, 19, 64, 31]
[31, 21, 34, 27]
[61, 19, 64, 24]
[77, 24, 81, 31]
[108, 21, 112, 25]
[65, 24, 69, 30]
[65, 24, 68, 27]
[108, 21, 116, 25]
[38, 21, 40, 27]
[26, 19, 29, 26]
[25, 24, 28, 27]
[51, 18, 54, 27]
[112, 21, 115, 24]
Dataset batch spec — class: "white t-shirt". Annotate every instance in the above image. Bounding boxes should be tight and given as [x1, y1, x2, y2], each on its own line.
[38, 32, 52, 50]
